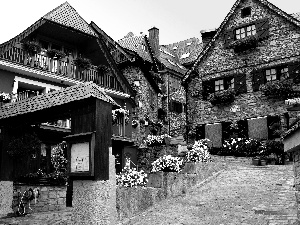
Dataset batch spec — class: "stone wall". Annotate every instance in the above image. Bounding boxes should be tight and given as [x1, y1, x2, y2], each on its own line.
[12, 185, 66, 213]
[122, 65, 160, 146]
[187, 0, 300, 133]
[293, 150, 300, 219]
[137, 145, 178, 173]
[0, 181, 13, 216]
[116, 158, 227, 222]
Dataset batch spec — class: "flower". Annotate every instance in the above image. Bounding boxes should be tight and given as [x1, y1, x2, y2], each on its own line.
[285, 98, 300, 105]
[208, 88, 236, 105]
[116, 167, 148, 187]
[0, 92, 11, 103]
[259, 79, 293, 99]
[112, 108, 130, 125]
[145, 134, 171, 147]
[151, 155, 183, 173]
[222, 138, 262, 157]
[186, 139, 211, 162]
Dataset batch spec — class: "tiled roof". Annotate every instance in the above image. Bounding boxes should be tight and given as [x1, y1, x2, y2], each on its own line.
[43, 1, 96, 36]
[166, 38, 203, 65]
[183, 0, 300, 83]
[118, 36, 153, 63]
[292, 12, 300, 21]
[159, 46, 188, 75]
[0, 82, 118, 120]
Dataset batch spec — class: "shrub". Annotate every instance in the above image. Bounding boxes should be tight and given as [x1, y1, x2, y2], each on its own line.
[7, 133, 41, 158]
[222, 138, 262, 157]
[186, 139, 211, 162]
[264, 140, 285, 164]
[145, 134, 171, 147]
[151, 155, 183, 173]
[260, 79, 293, 99]
[208, 89, 236, 105]
[116, 167, 148, 187]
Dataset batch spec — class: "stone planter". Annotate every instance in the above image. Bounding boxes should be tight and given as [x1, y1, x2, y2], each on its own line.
[182, 162, 199, 174]
[260, 159, 267, 166]
[147, 172, 163, 188]
[252, 158, 260, 166]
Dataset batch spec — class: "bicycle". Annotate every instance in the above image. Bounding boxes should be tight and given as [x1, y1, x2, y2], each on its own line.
[16, 188, 40, 216]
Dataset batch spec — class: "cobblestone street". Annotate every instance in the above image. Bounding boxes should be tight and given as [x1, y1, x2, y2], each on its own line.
[123, 164, 299, 225]
[0, 163, 298, 225]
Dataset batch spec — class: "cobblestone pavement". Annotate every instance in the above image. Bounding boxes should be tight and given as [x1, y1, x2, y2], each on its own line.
[0, 164, 298, 225]
[122, 164, 299, 225]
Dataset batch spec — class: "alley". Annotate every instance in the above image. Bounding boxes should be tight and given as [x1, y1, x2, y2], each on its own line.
[122, 164, 298, 225]
[0, 163, 298, 225]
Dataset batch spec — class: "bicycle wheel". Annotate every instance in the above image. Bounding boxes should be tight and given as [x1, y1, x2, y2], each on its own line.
[16, 203, 26, 216]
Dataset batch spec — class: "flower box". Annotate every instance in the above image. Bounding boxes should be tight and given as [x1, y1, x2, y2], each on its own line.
[208, 89, 235, 105]
[147, 172, 163, 188]
[228, 35, 258, 53]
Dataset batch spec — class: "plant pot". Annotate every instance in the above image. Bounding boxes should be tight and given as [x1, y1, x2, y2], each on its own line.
[260, 159, 267, 166]
[252, 158, 260, 166]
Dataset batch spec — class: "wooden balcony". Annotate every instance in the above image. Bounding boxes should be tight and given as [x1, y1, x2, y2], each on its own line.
[112, 116, 132, 140]
[0, 47, 123, 92]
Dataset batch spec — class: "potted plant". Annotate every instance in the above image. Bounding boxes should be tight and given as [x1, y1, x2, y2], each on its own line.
[0, 92, 11, 103]
[208, 88, 236, 105]
[73, 57, 92, 69]
[112, 108, 130, 125]
[47, 49, 66, 60]
[132, 119, 138, 128]
[97, 65, 110, 74]
[23, 41, 41, 56]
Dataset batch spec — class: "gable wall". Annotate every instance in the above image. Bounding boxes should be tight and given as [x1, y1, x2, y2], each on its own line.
[187, 0, 300, 131]
[122, 65, 159, 145]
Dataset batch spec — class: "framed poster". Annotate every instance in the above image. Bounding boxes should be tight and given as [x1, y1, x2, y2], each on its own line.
[65, 132, 95, 177]
[71, 142, 90, 172]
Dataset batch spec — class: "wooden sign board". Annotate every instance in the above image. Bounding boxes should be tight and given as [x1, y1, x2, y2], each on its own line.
[66, 132, 95, 177]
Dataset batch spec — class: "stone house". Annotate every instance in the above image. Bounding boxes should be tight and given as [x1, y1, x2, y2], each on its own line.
[182, 0, 300, 146]
[117, 28, 188, 138]
[0, 2, 138, 176]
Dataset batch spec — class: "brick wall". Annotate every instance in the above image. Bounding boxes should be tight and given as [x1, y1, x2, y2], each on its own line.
[12, 185, 66, 213]
[187, 0, 300, 135]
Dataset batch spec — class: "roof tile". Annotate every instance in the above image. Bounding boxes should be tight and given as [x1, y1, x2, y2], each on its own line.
[0, 82, 118, 120]
[43, 1, 96, 36]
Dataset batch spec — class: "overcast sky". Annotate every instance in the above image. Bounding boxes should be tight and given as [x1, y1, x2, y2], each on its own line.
[0, 0, 299, 45]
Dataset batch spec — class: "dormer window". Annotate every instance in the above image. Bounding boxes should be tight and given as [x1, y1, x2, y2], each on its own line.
[241, 7, 251, 18]
[235, 24, 256, 40]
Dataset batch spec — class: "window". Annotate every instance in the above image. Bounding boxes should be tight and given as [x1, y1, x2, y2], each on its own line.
[235, 25, 256, 40]
[215, 80, 224, 91]
[265, 67, 289, 82]
[215, 78, 234, 92]
[280, 67, 289, 79]
[266, 68, 277, 81]
[241, 7, 251, 18]
[170, 100, 183, 114]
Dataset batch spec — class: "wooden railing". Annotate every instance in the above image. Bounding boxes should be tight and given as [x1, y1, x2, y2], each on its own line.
[42, 119, 71, 129]
[0, 47, 123, 92]
[17, 90, 40, 101]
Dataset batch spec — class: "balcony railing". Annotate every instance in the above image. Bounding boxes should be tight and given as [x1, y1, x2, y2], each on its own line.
[112, 116, 132, 139]
[0, 47, 123, 92]
[41, 119, 71, 129]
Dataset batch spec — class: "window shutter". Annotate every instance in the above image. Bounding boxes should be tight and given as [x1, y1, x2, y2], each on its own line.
[252, 70, 265, 91]
[288, 61, 300, 83]
[256, 18, 269, 40]
[223, 28, 235, 48]
[202, 80, 215, 100]
[222, 121, 232, 142]
[234, 74, 247, 94]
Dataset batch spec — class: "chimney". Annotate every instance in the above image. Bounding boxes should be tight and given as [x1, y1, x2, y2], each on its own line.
[200, 29, 217, 47]
[148, 27, 159, 58]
